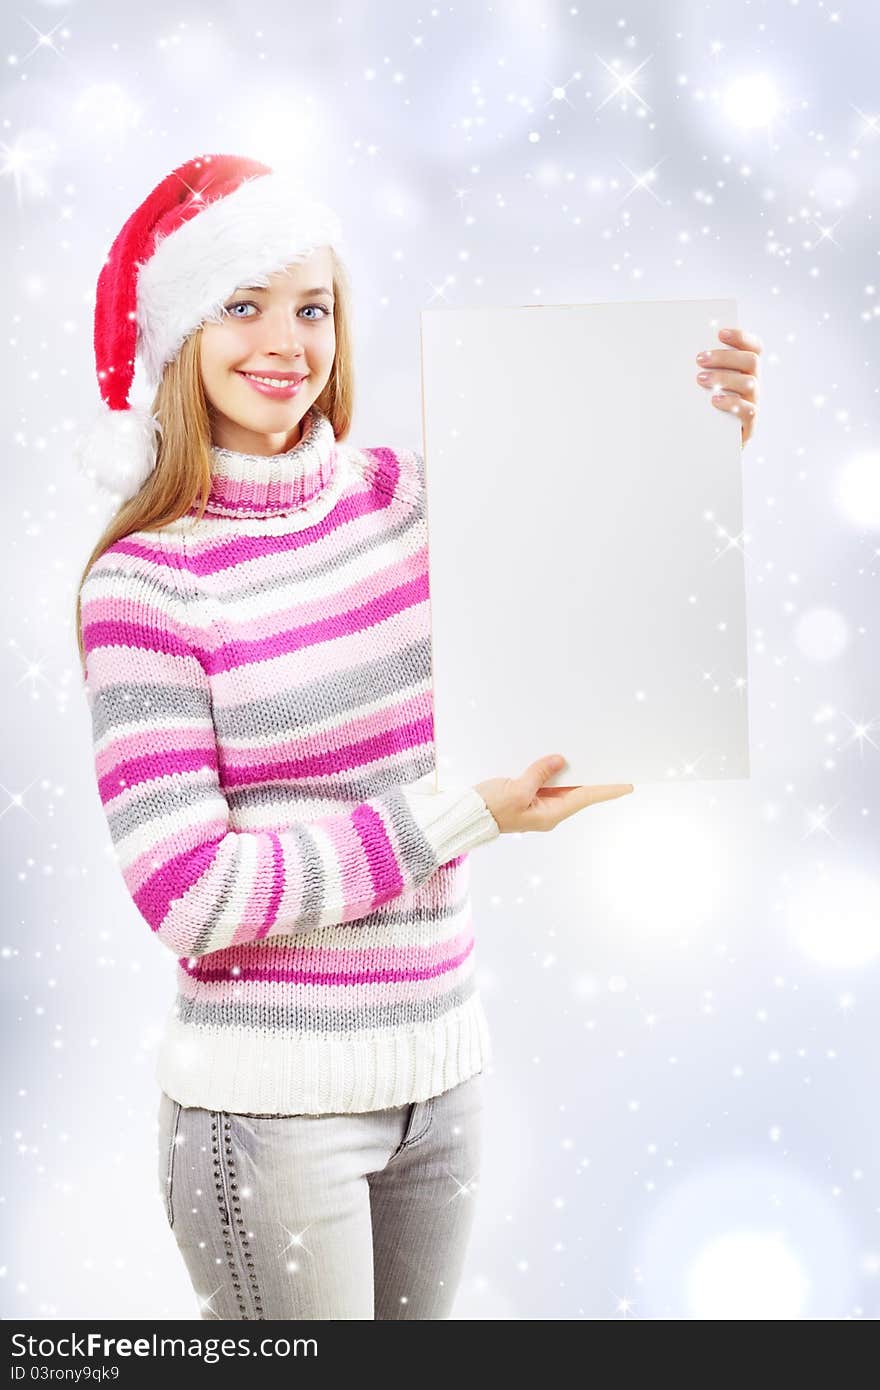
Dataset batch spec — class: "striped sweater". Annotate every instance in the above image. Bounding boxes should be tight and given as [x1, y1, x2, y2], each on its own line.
[80, 403, 501, 1115]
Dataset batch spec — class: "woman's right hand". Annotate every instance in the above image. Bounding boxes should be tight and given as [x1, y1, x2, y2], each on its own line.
[475, 755, 634, 834]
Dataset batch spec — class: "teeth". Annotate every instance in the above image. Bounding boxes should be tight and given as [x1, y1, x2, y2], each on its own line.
[242, 373, 301, 386]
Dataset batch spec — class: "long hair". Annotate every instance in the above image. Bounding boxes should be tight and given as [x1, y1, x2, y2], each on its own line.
[74, 249, 355, 675]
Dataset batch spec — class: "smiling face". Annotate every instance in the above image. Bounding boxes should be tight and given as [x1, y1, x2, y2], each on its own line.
[199, 246, 337, 456]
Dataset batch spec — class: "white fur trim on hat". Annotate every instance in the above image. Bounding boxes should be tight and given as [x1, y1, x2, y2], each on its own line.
[73, 402, 163, 502]
[135, 172, 345, 386]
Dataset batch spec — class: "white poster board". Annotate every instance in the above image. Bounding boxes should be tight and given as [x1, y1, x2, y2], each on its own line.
[419, 298, 750, 788]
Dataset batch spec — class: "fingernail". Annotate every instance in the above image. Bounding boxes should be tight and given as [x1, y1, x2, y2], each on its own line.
[696, 351, 710, 363]
[697, 371, 711, 383]
[719, 328, 734, 340]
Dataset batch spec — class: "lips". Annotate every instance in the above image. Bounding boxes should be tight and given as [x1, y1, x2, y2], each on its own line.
[236, 371, 308, 401]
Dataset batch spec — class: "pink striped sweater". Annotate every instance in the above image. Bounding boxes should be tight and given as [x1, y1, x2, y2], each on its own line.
[80, 403, 501, 1114]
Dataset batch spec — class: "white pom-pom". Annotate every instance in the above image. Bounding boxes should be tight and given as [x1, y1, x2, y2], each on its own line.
[73, 402, 162, 503]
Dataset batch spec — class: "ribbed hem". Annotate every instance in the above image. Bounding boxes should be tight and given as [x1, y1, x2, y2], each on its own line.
[155, 992, 493, 1115]
[401, 774, 500, 864]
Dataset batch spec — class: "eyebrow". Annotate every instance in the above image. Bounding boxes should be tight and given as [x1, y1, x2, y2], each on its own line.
[234, 284, 335, 297]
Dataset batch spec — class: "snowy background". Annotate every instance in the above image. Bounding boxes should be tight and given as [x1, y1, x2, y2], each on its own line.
[3, 0, 880, 1320]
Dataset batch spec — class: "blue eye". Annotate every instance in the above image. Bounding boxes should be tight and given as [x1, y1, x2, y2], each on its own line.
[223, 301, 332, 320]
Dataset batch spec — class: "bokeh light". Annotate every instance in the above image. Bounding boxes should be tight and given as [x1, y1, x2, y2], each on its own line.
[686, 1231, 809, 1319]
[835, 450, 880, 530]
[591, 806, 725, 932]
[793, 606, 850, 663]
[722, 73, 781, 130]
[784, 861, 880, 969]
[636, 1160, 855, 1319]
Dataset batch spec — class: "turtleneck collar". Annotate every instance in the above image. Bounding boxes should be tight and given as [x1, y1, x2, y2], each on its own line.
[201, 404, 339, 518]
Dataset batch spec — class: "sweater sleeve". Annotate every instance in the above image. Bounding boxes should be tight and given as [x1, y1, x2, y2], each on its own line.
[80, 551, 500, 960]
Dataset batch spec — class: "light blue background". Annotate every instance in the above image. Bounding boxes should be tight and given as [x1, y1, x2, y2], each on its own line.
[3, 0, 878, 1320]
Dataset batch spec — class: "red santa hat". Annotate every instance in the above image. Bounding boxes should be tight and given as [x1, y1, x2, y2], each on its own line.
[74, 152, 345, 502]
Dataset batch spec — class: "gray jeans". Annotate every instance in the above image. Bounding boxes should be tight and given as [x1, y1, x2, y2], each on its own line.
[157, 1070, 483, 1320]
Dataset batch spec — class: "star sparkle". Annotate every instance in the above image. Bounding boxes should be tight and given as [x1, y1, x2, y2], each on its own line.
[18, 18, 70, 67]
[838, 712, 880, 758]
[594, 53, 654, 113]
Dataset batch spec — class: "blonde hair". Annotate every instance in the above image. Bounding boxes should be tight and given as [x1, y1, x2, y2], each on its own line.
[74, 250, 355, 674]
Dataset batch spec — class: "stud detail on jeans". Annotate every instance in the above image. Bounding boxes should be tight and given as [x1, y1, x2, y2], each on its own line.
[216, 1113, 265, 1319]
[211, 1115, 248, 1318]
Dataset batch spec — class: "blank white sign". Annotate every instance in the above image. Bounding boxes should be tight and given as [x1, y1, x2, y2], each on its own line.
[419, 298, 750, 788]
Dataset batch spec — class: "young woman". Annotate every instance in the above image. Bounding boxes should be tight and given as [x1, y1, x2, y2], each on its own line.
[74, 153, 760, 1321]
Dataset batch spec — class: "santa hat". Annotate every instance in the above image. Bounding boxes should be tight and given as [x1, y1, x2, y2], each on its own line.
[74, 153, 345, 502]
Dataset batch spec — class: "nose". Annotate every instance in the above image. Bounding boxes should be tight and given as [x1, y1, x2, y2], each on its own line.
[259, 304, 307, 357]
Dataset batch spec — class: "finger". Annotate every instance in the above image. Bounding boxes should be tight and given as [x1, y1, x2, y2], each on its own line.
[695, 347, 760, 374]
[718, 325, 763, 354]
[696, 368, 759, 398]
[528, 783, 633, 830]
[521, 754, 568, 799]
[557, 784, 634, 813]
[536, 783, 633, 795]
[536, 784, 634, 798]
[711, 391, 756, 420]
[712, 392, 757, 443]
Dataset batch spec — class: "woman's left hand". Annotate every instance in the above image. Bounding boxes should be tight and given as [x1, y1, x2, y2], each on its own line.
[695, 326, 763, 447]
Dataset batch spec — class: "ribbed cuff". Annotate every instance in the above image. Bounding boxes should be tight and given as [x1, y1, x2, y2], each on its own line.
[401, 773, 501, 863]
